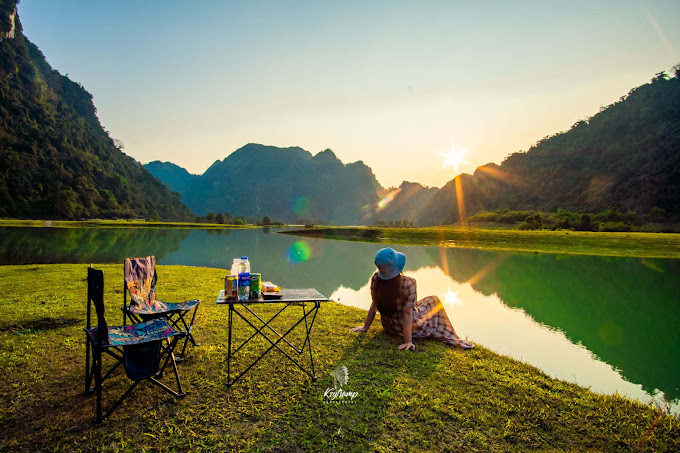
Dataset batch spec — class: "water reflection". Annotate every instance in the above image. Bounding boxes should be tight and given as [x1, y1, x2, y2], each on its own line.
[430, 248, 680, 408]
[0, 226, 191, 264]
[1, 226, 678, 412]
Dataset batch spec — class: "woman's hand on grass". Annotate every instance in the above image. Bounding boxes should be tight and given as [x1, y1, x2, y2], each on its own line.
[350, 326, 367, 332]
[398, 342, 415, 351]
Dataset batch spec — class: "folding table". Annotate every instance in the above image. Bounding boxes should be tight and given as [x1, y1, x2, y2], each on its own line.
[216, 288, 329, 386]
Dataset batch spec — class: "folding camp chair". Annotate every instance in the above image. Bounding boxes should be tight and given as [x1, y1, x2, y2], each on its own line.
[122, 256, 201, 360]
[84, 266, 186, 422]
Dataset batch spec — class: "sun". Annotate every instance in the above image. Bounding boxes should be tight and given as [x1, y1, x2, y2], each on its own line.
[444, 290, 462, 306]
[441, 144, 468, 172]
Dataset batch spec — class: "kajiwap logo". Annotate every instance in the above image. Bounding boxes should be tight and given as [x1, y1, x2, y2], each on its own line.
[331, 365, 348, 388]
[324, 365, 358, 403]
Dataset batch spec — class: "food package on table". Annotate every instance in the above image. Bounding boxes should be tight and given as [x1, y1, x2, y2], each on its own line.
[261, 281, 280, 293]
[261, 281, 282, 299]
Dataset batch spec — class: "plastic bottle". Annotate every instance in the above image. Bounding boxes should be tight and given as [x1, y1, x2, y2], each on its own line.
[231, 258, 240, 277]
[239, 256, 250, 274]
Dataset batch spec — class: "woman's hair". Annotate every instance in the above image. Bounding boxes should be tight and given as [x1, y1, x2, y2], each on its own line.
[371, 273, 401, 316]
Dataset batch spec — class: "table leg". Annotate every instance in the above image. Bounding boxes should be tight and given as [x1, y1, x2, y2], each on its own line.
[234, 303, 303, 355]
[306, 302, 320, 380]
[227, 303, 233, 386]
[228, 304, 319, 384]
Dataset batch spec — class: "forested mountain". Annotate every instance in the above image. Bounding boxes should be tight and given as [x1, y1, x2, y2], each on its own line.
[144, 161, 199, 195]
[0, 2, 192, 220]
[146, 144, 384, 224]
[418, 69, 680, 226]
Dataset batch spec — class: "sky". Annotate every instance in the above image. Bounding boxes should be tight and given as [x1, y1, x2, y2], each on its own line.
[17, 0, 680, 189]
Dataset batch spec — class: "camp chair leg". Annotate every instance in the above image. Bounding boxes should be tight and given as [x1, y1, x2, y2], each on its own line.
[94, 349, 103, 422]
[176, 327, 194, 361]
[167, 337, 186, 396]
[150, 341, 184, 397]
[151, 336, 186, 396]
[186, 305, 200, 346]
[170, 306, 200, 360]
[149, 349, 185, 398]
[85, 340, 92, 394]
[93, 339, 182, 422]
[176, 338, 188, 362]
[100, 380, 141, 423]
[85, 342, 123, 394]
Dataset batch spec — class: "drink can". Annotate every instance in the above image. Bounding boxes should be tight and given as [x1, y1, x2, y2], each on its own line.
[250, 273, 261, 298]
[225, 275, 238, 300]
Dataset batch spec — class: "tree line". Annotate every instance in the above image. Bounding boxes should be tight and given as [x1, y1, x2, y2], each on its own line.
[193, 212, 284, 227]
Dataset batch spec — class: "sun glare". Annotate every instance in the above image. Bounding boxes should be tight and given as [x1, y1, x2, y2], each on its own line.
[441, 144, 468, 172]
[377, 188, 401, 211]
[445, 290, 462, 306]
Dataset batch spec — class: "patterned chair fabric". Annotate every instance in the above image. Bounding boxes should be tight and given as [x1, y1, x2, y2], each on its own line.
[87, 318, 181, 347]
[125, 256, 163, 312]
[123, 256, 201, 359]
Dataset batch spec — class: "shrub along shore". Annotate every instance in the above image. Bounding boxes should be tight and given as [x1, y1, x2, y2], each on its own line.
[281, 226, 680, 259]
[0, 264, 677, 452]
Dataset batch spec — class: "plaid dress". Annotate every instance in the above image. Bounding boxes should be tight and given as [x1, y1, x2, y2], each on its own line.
[372, 273, 464, 346]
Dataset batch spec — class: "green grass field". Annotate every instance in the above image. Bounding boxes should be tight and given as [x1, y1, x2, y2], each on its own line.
[0, 264, 677, 452]
[281, 226, 680, 259]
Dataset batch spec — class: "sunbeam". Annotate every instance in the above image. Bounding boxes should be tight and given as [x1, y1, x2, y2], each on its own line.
[475, 165, 526, 187]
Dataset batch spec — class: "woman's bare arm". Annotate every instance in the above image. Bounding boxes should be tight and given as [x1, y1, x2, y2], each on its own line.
[351, 300, 377, 332]
[398, 304, 415, 350]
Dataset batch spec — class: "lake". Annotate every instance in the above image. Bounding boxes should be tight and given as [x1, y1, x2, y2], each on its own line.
[1, 226, 678, 413]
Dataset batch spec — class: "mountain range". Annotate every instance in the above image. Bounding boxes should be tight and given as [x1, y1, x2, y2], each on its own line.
[146, 144, 437, 224]
[1, 0, 678, 225]
[149, 69, 680, 226]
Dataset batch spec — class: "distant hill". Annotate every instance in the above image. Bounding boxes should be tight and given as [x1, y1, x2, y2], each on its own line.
[363, 181, 437, 224]
[418, 69, 680, 226]
[0, 3, 192, 220]
[146, 144, 384, 224]
[144, 161, 199, 195]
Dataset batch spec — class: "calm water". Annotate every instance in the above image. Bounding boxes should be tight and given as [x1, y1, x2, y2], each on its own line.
[2, 226, 679, 412]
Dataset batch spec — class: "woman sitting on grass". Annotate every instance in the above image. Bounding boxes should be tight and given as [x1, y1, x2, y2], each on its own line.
[351, 247, 474, 351]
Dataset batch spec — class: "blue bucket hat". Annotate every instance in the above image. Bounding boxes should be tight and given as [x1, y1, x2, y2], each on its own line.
[374, 247, 406, 280]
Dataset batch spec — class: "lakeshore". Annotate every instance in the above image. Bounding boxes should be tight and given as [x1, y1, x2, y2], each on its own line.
[0, 264, 677, 452]
[2, 218, 679, 258]
[281, 226, 680, 259]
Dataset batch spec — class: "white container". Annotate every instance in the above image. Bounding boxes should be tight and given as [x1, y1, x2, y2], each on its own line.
[239, 256, 250, 274]
[231, 258, 240, 276]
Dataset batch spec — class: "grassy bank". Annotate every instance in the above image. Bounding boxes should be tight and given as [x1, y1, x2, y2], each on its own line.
[0, 264, 677, 452]
[0, 219, 259, 229]
[281, 226, 680, 259]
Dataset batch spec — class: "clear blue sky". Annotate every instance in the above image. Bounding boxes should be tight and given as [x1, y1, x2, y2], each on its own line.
[18, 0, 680, 188]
